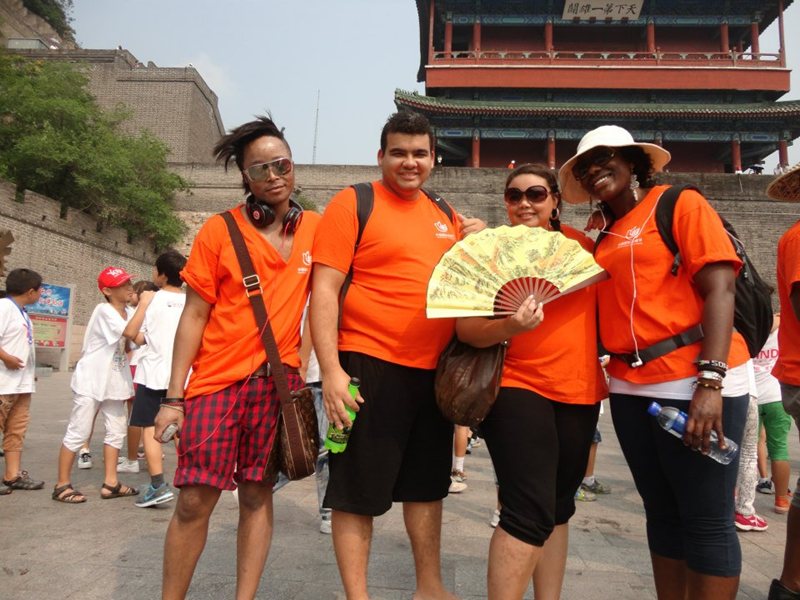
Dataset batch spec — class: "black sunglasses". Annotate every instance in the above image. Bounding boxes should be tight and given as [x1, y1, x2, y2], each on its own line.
[504, 185, 552, 204]
[572, 147, 616, 181]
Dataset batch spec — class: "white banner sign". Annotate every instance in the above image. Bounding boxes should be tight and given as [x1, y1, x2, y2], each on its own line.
[563, 1, 643, 20]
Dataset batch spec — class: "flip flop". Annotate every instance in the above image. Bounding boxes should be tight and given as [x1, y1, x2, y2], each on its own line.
[101, 482, 138, 499]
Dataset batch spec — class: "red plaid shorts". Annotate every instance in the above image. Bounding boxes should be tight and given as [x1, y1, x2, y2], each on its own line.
[174, 374, 301, 490]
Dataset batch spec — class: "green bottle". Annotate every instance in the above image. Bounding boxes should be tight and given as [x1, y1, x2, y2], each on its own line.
[324, 377, 361, 453]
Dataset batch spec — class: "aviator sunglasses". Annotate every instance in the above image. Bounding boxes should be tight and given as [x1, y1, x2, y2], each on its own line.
[572, 147, 616, 181]
[504, 185, 553, 204]
[243, 157, 293, 182]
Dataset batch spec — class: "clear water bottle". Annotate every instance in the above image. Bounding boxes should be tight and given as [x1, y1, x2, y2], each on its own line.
[324, 377, 361, 454]
[647, 401, 739, 465]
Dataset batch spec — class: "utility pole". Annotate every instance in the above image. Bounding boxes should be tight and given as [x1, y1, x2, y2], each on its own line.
[312, 89, 320, 165]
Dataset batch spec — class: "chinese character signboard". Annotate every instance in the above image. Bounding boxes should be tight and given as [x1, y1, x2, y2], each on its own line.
[562, 1, 643, 20]
[28, 283, 72, 348]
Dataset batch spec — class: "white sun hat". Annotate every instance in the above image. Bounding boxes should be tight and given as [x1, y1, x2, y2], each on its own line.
[766, 162, 800, 202]
[558, 125, 672, 204]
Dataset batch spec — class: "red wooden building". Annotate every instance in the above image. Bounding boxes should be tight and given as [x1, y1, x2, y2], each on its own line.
[400, 0, 800, 172]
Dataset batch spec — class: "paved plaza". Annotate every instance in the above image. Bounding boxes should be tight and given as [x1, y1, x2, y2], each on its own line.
[0, 371, 795, 599]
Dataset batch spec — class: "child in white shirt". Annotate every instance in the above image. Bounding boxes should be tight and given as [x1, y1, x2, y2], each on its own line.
[53, 266, 139, 503]
[0, 268, 45, 495]
[123, 250, 186, 507]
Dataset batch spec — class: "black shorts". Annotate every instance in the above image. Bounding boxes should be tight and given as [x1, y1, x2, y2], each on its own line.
[610, 392, 748, 577]
[480, 387, 600, 546]
[323, 352, 453, 516]
[129, 385, 166, 427]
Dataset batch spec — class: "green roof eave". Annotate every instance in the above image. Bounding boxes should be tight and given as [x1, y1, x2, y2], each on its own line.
[394, 89, 800, 120]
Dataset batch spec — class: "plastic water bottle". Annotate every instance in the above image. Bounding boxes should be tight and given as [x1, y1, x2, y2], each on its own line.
[647, 401, 738, 465]
[324, 377, 361, 453]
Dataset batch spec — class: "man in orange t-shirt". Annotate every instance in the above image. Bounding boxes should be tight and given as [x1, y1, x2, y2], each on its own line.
[766, 166, 800, 600]
[153, 116, 318, 600]
[311, 112, 479, 600]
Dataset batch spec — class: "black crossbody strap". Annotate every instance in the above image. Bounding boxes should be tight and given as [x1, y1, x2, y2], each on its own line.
[219, 211, 292, 406]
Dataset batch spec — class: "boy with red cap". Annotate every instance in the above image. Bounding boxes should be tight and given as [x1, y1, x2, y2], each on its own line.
[52, 266, 139, 503]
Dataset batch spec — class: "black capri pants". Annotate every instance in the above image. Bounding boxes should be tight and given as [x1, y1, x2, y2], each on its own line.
[480, 386, 600, 546]
[610, 392, 749, 577]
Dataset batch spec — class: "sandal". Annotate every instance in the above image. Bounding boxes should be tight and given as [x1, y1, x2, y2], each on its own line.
[52, 483, 87, 504]
[101, 482, 138, 499]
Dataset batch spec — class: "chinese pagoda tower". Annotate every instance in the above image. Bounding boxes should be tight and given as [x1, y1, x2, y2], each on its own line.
[399, 0, 799, 172]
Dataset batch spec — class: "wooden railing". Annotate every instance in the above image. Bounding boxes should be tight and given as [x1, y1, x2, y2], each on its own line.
[431, 49, 784, 67]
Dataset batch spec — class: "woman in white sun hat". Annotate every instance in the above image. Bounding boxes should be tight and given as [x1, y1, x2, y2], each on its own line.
[559, 125, 750, 600]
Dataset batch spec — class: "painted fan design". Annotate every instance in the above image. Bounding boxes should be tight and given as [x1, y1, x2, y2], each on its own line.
[426, 225, 607, 318]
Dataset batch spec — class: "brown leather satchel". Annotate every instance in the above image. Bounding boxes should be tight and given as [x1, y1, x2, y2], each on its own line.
[434, 337, 508, 428]
[220, 211, 318, 481]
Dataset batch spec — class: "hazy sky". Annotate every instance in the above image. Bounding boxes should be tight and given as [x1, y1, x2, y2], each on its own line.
[71, 1, 800, 169]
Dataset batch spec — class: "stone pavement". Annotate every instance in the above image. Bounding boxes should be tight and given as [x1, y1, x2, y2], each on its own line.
[0, 372, 795, 599]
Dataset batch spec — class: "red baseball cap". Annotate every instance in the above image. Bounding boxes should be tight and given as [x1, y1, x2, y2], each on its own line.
[97, 266, 133, 291]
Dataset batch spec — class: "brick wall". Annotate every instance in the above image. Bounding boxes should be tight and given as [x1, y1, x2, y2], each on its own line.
[0, 180, 156, 367]
[9, 48, 225, 165]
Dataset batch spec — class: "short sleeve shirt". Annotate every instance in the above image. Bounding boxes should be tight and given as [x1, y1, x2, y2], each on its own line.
[71, 303, 133, 401]
[181, 206, 319, 399]
[773, 219, 800, 385]
[594, 185, 749, 384]
[313, 182, 461, 370]
[0, 298, 35, 394]
[500, 226, 608, 404]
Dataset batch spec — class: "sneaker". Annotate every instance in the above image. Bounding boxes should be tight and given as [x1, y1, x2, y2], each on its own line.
[575, 487, 597, 502]
[77, 450, 92, 470]
[581, 479, 611, 495]
[117, 458, 140, 473]
[468, 436, 482, 448]
[775, 495, 792, 514]
[319, 516, 332, 535]
[451, 469, 467, 483]
[734, 512, 769, 532]
[448, 477, 467, 494]
[757, 479, 775, 495]
[2, 470, 44, 490]
[135, 483, 175, 507]
[0, 482, 11, 495]
[489, 508, 500, 528]
[769, 579, 800, 600]
[137, 446, 145, 460]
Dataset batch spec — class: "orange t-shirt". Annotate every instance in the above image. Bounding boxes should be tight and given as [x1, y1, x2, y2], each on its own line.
[773, 219, 800, 385]
[313, 181, 460, 370]
[501, 225, 608, 405]
[594, 185, 749, 383]
[181, 206, 320, 398]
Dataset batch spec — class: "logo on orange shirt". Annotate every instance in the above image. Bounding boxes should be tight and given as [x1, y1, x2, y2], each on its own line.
[297, 250, 312, 275]
[433, 221, 455, 240]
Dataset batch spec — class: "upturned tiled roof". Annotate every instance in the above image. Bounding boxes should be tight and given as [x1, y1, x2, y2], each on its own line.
[395, 89, 800, 120]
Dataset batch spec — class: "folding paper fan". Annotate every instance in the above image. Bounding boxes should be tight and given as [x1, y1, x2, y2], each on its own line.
[426, 225, 607, 318]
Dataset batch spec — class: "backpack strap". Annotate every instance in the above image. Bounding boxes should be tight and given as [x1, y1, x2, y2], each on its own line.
[655, 184, 702, 276]
[337, 183, 375, 325]
[421, 187, 456, 224]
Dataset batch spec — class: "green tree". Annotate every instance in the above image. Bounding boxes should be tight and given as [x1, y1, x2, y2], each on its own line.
[0, 52, 187, 248]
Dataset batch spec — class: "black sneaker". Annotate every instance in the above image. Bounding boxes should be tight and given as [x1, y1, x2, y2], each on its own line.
[769, 579, 800, 600]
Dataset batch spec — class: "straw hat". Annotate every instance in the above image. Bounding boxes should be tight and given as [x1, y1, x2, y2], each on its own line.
[558, 125, 671, 204]
[766, 162, 800, 202]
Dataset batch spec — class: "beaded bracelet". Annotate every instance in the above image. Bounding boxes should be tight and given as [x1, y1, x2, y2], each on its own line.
[161, 403, 185, 413]
[697, 359, 728, 372]
[698, 370, 724, 382]
[696, 381, 723, 391]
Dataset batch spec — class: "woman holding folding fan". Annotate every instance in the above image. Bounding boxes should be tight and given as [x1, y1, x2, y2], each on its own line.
[455, 163, 607, 600]
[560, 125, 750, 600]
